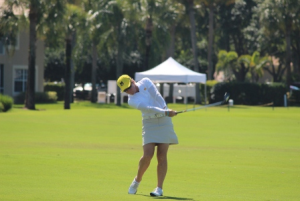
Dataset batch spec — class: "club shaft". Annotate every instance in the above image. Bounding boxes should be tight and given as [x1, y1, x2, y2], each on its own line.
[176, 100, 224, 114]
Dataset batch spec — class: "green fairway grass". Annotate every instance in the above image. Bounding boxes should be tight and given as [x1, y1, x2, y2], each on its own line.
[0, 102, 299, 200]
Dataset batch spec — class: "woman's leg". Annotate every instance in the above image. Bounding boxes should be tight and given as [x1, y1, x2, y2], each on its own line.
[156, 143, 169, 189]
[135, 143, 155, 182]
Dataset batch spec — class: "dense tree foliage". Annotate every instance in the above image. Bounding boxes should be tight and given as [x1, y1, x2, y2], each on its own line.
[2, 0, 300, 106]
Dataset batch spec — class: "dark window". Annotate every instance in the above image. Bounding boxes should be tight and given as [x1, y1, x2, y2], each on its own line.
[14, 69, 27, 93]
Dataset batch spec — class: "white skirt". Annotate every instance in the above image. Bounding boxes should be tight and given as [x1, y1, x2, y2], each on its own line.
[142, 116, 178, 146]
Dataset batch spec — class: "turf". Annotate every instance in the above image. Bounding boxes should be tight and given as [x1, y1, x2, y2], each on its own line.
[0, 102, 299, 201]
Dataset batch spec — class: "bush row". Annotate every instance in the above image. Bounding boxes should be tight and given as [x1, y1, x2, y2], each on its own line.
[14, 92, 58, 104]
[210, 82, 287, 106]
[44, 83, 65, 101]
[0, 94, 13, 112]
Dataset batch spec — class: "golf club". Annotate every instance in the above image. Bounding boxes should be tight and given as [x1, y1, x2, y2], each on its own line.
[143, 92, 230, 119]
[176, 92, 230, 114]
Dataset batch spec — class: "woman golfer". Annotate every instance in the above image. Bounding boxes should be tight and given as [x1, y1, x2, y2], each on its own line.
[117, 75, 178, 197]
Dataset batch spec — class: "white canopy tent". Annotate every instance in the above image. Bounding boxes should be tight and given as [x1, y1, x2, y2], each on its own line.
[135, 57, 207, 103]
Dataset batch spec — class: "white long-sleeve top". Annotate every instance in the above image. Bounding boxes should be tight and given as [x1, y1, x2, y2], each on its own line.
[128, 78, 167, 118]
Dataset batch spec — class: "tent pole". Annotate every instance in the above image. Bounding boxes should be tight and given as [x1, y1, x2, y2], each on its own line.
[185, 83, 187, 110]
[205, 83, 207, 105]
[193, 83, 195, 110]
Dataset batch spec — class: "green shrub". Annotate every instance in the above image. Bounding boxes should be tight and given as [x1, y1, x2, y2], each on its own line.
[259, 83, 286, 106]
[210, 82, 287, 106]
[0, 102, 4, 112]
[0, 94, 14, 112]
[35, 91, 57, 103]
[44, 83, 65, 101]
[14, 92, 58, 104]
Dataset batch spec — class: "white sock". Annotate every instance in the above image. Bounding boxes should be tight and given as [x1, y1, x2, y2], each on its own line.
[133, 178, 139, 184]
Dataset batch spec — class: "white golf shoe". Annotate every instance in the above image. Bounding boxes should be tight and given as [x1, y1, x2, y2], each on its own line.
[128, 179, 139, 194]
[150, 187, 163, 196]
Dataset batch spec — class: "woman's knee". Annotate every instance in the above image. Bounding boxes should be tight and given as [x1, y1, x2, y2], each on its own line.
[156, 144, 169, 163]
[142, 143, 155, 161]
[157, 154, 167, 164]
[142, 151, 154, 161]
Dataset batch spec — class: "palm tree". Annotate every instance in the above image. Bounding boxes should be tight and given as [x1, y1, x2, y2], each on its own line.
[216, 50, 238, 81]
[26, 2, 38, 110]
[238, 51, 270, 82]
[258, 0, 300, 87]
[59, 3, 85, 109]
[183, 0, 202, 103]
[185, 0, 200, 72]
[139, 0, 155, 71]
[138, 0, 178, 70]
[84, 0, 112, 103]
[93, 0, 137, 105]
[216, 50, 268, 82]
[164, 1, 185, 102]
[0, 0, 65, 110]
[199, 0, 235, 80]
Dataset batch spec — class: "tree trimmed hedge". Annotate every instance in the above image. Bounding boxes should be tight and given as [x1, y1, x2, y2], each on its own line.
[0, 94, 14, 112]
[0, 102, 3, 112]
[44, 83, 65, 101]
[210, 82, 287, 106]
[14, 92, 58, 104]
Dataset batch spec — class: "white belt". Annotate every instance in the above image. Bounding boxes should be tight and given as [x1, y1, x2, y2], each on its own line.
[143, 113, 166, 120]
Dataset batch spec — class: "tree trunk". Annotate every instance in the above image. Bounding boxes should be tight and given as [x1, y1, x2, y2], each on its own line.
[160, 83, 164, 98]
[297, 37, 300, 76]
[166, 25, 175, 103]
[233, 68, 246, 82]
[64, 34, 72, 109]
[25, 3, 37, 110]
[207, 3, 214, 80]
[166, 25, 175, 59]
[91, 42, 98, 103]
[168, 83, 174, 104]
[116, 40, 124, 106]
[70, 31, 76, 103]
[241, 64, 247, 82]
[187, 0, 201, 104]
[264, 63, 286, 82]
[285, 27, 292, 87]
[144, 16, 153, 70]
[187, 0, 199, 72]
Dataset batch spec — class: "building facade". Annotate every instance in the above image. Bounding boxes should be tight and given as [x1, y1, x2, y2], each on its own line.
[0, 31, 44, 98]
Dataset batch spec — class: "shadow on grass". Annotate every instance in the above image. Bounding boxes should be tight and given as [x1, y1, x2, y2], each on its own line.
[74, 102, 132, 109]
[13, 106, 25, 109]
[13, 101, 133, 110]
[139, 194, 194, 200]
[12, 106, 46, 111]
[223, 105, 250, 109]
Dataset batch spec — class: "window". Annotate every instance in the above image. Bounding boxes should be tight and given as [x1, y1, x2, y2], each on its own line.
[0, 64, 3, 94]
[14, 68, 27, 93]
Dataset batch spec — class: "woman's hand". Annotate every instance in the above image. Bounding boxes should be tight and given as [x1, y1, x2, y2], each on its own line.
[166, 109, 177, 117]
